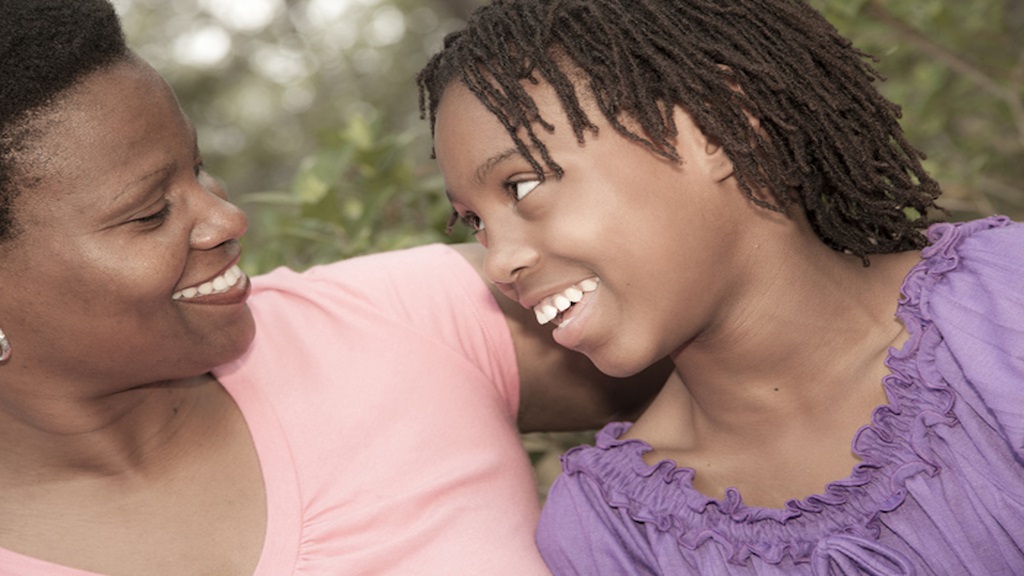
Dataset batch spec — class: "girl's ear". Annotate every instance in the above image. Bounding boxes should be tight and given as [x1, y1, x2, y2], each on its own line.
[671, 106, 735, 184]
[702, 138, 735, 184]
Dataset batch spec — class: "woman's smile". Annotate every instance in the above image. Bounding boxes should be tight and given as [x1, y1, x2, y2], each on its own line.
[0, 57, 256, 383]
[172, 264, 249, 303]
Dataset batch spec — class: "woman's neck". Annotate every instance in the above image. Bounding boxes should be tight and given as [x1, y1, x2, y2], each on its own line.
[0, 373, 226, 479]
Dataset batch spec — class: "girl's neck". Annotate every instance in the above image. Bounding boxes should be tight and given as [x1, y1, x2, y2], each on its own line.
[669, 240, 921, 439]
[625, 245, 921, 507]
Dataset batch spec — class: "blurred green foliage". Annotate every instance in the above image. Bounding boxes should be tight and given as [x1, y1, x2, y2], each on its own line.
[812, 0, 1024, 220]
[238, 113, 471, 274]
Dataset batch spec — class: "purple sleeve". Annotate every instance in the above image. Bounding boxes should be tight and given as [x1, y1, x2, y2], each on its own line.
[537, 473, 663, 576]
[922, 220, 1024, 456]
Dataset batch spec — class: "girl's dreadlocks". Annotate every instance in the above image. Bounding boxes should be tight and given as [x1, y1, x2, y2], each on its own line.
[417, 0, 945, 259]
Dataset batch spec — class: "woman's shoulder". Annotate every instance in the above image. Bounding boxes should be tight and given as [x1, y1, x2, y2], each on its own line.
[245, 243, 499, 336]
[252, 243, 465, 296]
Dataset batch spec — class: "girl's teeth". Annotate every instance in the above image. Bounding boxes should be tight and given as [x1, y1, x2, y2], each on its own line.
[534, 308, 547, 325]
[553, 295, 572, 312]
[532, 278, 599, 326]
[535, 304, 559, 325]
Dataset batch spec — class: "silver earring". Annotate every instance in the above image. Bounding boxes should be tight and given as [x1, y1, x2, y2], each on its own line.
[0, 328, 10, 362]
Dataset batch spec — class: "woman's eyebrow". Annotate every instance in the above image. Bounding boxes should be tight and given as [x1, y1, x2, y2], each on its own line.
[115, 165, 174, 205]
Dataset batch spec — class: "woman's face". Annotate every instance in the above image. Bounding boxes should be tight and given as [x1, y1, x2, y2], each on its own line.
[434, 81, 755, 377]
[0, 56, 254, 388]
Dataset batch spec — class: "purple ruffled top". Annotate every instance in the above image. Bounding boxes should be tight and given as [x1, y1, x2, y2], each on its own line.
[538, 217, 1024, 575]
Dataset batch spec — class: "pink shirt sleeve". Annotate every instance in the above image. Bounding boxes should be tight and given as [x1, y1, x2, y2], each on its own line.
[297, 243, 521, 417]
[220, 244, 551, 575]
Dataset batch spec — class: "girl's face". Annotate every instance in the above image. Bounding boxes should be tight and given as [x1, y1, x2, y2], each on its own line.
[0, 56, 254, 390]
[434, 81, 756, 377]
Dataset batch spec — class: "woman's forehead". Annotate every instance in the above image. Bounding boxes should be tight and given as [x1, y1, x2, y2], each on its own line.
[10, 58, 194, 220]
[28, 59, 184, 165]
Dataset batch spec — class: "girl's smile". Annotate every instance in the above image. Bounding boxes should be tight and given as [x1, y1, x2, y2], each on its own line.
[532, 277, 599, 326]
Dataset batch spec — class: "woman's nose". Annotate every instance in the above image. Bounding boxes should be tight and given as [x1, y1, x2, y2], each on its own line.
[189, 179, 249, 249]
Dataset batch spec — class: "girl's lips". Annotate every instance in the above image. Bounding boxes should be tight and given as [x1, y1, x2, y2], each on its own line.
[550, 284, 597, 351]
[532, 278, 599, 325]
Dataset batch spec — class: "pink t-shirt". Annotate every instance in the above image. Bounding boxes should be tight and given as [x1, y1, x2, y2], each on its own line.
[0, 244, 552, 575]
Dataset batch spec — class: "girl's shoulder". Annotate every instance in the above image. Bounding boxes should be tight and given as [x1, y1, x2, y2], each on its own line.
[896, 214, 1024, 456]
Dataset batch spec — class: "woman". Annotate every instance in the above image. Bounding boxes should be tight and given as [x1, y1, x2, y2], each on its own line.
[0, 1, 666, 574]
[419, 0, 1024, 574]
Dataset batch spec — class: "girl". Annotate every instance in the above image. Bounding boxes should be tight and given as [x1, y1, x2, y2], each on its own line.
[419, 0, 1024, 573]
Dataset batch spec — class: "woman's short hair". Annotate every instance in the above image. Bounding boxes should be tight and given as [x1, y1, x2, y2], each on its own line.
[0, 0, 128, 242]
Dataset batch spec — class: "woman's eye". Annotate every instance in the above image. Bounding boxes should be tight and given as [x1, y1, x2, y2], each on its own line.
[135, 204, 171, 224]
[509, 179, 540, 201]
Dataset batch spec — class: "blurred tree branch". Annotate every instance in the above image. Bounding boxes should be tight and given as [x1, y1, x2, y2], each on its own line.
[866, 0, 1024, 149]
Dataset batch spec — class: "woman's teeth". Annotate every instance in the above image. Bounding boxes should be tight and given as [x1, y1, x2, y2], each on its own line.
[534, 278, 598, 325]
[172, 265, 245, 300]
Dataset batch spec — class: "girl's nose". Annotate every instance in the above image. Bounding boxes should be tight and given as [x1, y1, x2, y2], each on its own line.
[482, 223, 539, 286]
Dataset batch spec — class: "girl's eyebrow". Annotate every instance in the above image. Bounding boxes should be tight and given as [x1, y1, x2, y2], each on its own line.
[474, 147, 522, 186]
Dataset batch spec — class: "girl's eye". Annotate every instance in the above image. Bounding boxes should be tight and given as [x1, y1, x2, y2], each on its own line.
[509, 179, 540, 201]
[459, 211, 485, 234]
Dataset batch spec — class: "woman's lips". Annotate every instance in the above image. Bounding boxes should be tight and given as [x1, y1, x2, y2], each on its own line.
[172, 265, 247, 301]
